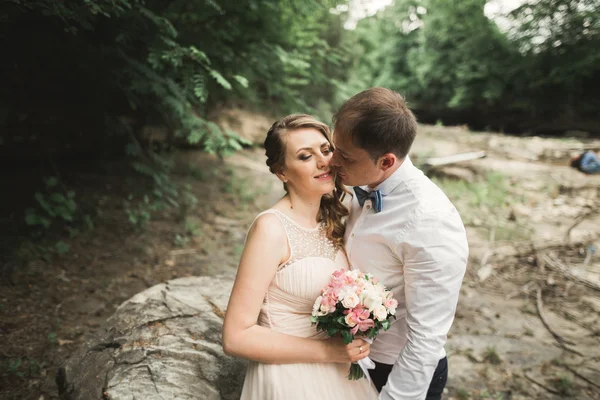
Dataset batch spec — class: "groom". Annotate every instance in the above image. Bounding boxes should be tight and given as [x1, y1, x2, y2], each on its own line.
[330, 87, 469, 400]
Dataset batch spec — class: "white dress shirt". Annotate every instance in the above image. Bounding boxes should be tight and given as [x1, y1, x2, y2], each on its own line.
[344, 156, 468, 400]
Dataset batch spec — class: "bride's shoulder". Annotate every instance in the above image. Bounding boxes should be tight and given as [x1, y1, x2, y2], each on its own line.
[248, 209, 286, 239]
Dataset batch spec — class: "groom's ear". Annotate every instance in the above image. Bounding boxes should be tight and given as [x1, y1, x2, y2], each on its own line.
[378, 153, 397, 171]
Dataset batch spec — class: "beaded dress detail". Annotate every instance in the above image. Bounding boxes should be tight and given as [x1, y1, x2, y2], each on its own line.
[274, 209, 338, 270]
[239, 209, 377, 400]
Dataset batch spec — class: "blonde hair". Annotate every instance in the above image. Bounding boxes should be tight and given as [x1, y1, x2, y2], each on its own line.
[264, 114, 348, 248]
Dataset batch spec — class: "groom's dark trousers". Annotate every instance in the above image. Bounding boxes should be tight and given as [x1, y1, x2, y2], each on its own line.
[368, 356, 448, 400]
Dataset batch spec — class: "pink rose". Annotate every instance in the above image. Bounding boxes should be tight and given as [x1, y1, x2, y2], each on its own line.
[350, 318, 375, 335]
[383, 298, 398, 309]
[320, 294, 337, 314]
[344, 306, 375, 335]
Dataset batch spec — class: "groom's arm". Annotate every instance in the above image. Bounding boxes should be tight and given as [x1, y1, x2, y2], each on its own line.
[380, 209, 468, 400]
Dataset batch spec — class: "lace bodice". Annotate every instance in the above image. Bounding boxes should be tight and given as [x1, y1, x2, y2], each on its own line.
[259, 209, 339, 270]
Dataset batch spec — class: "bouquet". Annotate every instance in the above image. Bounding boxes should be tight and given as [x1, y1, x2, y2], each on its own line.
[310, 269, 398, 380]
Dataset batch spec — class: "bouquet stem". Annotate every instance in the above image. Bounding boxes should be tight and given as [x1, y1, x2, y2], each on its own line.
[347, 363, 365, 380]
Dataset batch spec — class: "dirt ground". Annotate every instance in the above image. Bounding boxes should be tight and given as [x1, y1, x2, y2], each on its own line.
[1, 124, 599, 400]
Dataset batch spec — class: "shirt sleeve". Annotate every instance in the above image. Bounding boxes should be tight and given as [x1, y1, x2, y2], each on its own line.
[380, 208, 469, 400]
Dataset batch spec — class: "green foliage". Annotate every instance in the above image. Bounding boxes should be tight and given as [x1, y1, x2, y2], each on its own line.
[55, 241, 70, 255]
[342, 0, 600, 133]
[5, 358, 24, 377]
[173, 218, 201, 248]
[224, 169, 263, 208]
[173, 233, 189, 248]
[482, 346, 502, 365]
[25, 178, 77, 231]
[28, 360, 46, 377]
[47, 332, 57, 344]
[184, 219, 202, 237]
[22, 177, 92, 259]
[432, 172, 510, 211]
[456, 388, 470, 400]
[124, 195, 152, 230]
[506, 0, 600, 121]
[551, 375, 574, 396]
[1, 358, 47, 378]
[2, 0, 354, 260]
[2, 0, 351, 161]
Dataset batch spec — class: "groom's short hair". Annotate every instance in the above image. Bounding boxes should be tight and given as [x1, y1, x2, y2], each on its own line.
[333, 87, 417, 161]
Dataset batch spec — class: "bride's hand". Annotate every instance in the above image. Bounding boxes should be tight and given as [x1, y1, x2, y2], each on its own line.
[326, 337, 370, 363]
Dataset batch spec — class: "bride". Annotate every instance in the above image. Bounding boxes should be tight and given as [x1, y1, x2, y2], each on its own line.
[222, 114, 378, 399]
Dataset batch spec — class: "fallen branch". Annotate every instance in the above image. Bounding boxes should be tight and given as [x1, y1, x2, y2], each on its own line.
[552, 342, 585, 357]
[523, 373, 561, 395]
[542, 254, 600, 292]
[564, 209, 600, 243]
[536, 287, 575, 346]
[424, 150, 487, 168]
[562, 364, 600, 390]
[488, 234, 600, 264]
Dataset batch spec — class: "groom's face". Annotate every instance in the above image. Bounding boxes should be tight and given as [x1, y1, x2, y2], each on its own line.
[331, 130, 383, 187]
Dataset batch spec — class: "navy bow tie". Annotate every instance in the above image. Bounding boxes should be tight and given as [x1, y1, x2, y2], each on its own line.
[353, 187, 383, 212]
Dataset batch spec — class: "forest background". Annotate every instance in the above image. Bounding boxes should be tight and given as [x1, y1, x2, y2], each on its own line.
[3, 0, 598, 251]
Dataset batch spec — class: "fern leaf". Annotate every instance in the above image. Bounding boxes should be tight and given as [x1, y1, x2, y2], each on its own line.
[233, 75, 249, 88]
[209, 69, 232, 90]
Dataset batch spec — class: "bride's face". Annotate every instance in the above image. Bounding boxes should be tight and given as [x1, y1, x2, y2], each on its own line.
[278, 128, 335, 196]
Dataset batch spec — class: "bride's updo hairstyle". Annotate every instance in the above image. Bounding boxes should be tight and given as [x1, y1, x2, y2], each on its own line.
[264, 114, 348, 248]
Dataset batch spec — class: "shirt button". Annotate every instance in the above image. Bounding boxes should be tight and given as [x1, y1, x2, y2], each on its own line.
[351, 233, 355, 237]
[366, 205, 371, 210]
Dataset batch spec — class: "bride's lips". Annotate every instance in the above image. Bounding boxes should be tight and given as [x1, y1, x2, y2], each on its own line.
[314, 171, 332, 181]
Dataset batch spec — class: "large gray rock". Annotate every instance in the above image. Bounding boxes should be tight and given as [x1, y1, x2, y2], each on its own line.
[57, 276, 246, 400]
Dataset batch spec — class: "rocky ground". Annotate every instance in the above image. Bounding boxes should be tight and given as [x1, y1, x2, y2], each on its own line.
[412, 127, 600, 399]
[1, 120, 599, 399]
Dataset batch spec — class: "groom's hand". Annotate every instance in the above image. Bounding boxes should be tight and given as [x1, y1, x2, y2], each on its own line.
[325, 338, 370, 363]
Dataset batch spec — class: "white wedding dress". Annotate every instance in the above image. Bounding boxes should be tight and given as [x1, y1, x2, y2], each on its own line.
[239, 209, 378, 399]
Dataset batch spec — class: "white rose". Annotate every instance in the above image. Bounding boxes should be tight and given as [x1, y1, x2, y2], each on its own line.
[341, 293, 360, 309]
[344, 313, 358, 327]
[361, 289, 383, 311]
[312, 296, 326, 316]
[348, 269, 361, 281]
[373, 305, 388, 321]
[337, 285, 355, 301]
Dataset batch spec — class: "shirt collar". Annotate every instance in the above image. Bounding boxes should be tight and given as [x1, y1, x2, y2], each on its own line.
[369, 155, 415, 196]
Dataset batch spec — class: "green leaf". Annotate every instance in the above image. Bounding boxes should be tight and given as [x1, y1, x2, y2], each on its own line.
[233, 75, 249, 88]
[340, 329, 353, 345]
[55, 241, 70, 255]
[209, 69, 232, 90]
[46, 177, 58, 188]
[327, 326, 340, 337]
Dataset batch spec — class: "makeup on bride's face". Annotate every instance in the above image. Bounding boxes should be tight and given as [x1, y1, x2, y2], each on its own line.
[279, 128, 335, 195]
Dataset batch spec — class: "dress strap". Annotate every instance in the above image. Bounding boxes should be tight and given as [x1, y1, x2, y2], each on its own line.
[249, 209, 338, 270]
[248, 209, 294, 269]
